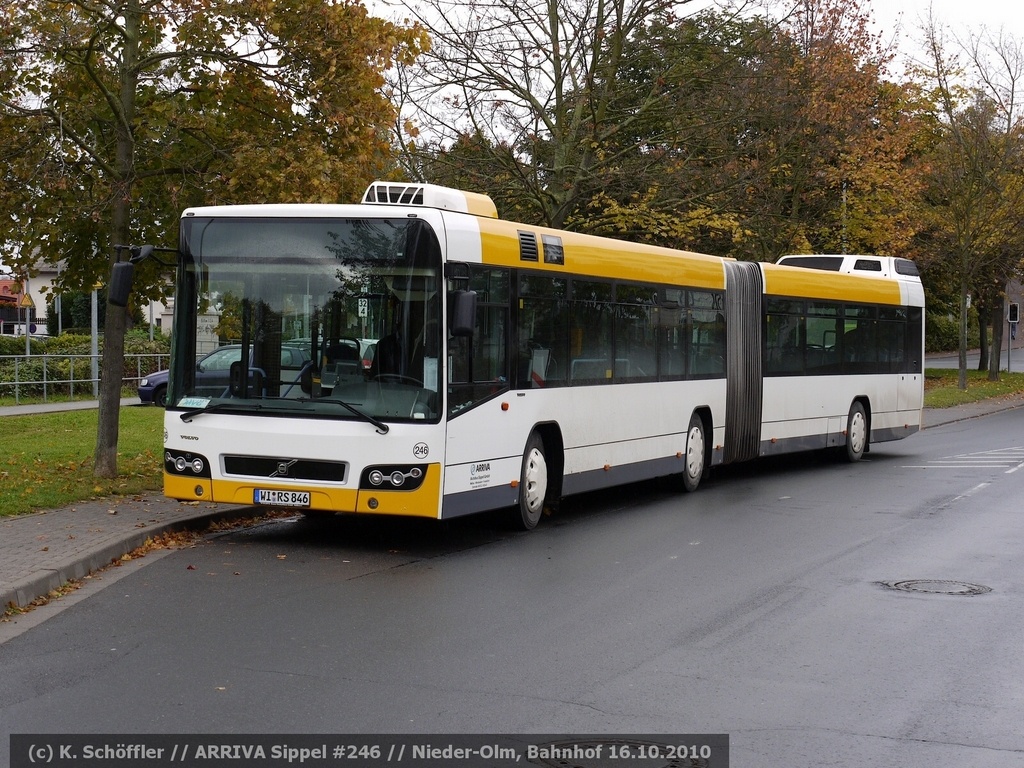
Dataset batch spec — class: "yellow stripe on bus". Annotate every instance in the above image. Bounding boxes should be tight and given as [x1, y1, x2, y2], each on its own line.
[763, 264, 903, 305]
[462, 190, 500, 218]
[477, 219, 728, 290]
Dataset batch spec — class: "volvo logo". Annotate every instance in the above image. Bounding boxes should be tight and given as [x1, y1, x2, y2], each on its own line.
[270, 459, 299, 478]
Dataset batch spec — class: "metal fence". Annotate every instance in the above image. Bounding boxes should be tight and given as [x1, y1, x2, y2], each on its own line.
[0, 353, 169, 404]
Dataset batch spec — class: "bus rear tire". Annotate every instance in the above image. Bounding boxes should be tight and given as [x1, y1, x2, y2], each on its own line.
[682, 412, 706, 492]
[844, 401, 868, 462]
[513, 432, 548, 530]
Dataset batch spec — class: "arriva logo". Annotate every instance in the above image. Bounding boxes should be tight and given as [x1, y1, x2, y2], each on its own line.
[470, 462, 491, 475]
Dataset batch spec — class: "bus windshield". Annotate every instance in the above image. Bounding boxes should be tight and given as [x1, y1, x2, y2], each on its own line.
[171, 215, 444, 423]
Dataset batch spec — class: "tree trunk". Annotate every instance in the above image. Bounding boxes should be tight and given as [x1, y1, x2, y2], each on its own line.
[977, 307, 989, 371]
[95, 291, 128, 477]
[94, 0, 141, 478]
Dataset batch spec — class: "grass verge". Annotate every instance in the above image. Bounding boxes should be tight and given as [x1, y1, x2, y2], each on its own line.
[924, 368, 1024, 408]
[0, 406, 163, 518]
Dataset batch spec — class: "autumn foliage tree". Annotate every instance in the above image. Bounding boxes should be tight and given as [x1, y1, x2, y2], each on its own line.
[0, 0, 428, 476]
[392, 0, 740, 231]
[914, 20, 1024, 387]
[391, 0, 925, 261]
[725, 0, 925, 260]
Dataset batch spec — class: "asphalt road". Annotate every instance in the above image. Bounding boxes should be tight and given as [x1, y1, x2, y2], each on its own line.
[3, 411, 1024, 767]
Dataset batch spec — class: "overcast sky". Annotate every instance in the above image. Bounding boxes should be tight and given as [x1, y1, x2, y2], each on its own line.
[871, 0, 1024, 67]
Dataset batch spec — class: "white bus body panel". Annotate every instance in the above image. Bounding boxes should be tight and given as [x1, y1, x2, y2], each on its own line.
[441, 380, 727, 515]
[760, 374, 922, 452]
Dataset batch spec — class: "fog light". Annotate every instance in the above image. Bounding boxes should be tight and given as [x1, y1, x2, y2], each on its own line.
[367, 497, 378, 509]
[194, 485, 204, 497]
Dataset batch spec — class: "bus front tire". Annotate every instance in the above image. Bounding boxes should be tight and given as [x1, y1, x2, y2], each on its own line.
[844, 401, 868, 462]
[682, 412, 706, 492]
[513, 432, 548, 530]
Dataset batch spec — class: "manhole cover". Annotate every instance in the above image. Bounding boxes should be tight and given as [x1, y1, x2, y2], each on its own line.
[880, 579, 991, 596]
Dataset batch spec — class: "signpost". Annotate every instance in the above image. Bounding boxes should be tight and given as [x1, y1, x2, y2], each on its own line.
[19, 286, 34, 356]
[1009, 302, 1019, 373]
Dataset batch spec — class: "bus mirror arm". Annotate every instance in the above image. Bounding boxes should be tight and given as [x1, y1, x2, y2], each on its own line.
[109, 244, 177, 307]
[450, 289, 477, 337]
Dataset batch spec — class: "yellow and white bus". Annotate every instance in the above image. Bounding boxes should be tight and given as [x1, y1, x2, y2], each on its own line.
[121, 182, 924, 529]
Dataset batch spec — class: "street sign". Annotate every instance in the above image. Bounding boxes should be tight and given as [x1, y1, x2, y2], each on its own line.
[18, 293, 34, 309]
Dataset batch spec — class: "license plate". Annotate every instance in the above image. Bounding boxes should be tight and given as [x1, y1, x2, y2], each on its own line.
[253, 489, 311, 507]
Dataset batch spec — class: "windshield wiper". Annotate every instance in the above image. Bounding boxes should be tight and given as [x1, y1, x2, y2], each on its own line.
[178, 401, 258, 422]
[179, 396, 389, 435]
[297, 397, 389, 434]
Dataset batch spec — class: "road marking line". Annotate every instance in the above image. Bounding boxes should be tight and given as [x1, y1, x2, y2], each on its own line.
[951, 482, 990, 503]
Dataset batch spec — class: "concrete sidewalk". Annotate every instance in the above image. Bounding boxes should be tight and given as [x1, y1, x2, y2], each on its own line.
[2, 396, 1024, 613]
[0, 496, 255, 611]
[0, 397, 138, 416]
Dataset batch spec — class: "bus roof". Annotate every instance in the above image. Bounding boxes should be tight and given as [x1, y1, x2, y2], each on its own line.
[362, 181, 498, 218]
[776, 254, 920, 279]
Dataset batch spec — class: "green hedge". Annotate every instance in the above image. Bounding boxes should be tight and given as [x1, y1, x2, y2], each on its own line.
[0, 330, 171, 397]
[0, 336, 46, 356]
[925, 311, 982, 354]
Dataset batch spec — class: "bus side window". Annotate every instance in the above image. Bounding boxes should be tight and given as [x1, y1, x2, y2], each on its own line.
[688, 291, 725, 377]
[655, 293, 686, 380]
[448, 266, 511, 414]
[570, 279, 613, 384]
[805, 303, 841, 372]
[765, 312, 803, 374]
[691, 309, 726, 376]
[517, 274, 568, 389]
[614, 283, 658, 382]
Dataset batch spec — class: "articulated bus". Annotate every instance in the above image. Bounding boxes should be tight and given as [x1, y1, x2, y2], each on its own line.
[118, 182, 924, 529]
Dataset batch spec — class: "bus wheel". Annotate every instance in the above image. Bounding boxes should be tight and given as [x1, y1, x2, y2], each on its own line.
[682, 412, 706, 492]
[844, 401, 868, 462]
[514, 432, 548, 530]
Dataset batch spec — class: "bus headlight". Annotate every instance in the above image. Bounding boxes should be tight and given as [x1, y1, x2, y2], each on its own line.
[360, 465, 428, 491]
[165, 449, 212, 478]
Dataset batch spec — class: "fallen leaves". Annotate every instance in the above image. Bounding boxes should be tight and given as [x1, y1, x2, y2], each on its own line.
[3, 510, 291, 619]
